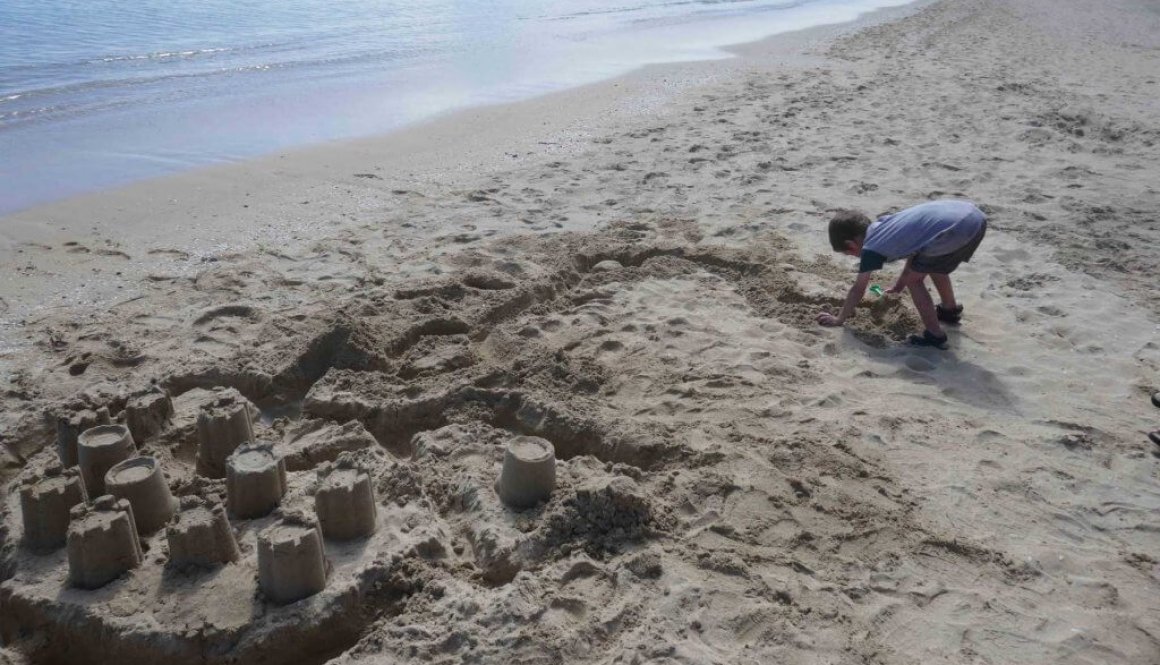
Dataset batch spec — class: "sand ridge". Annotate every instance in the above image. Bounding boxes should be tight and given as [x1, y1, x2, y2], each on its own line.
[2, 0, 1160, 663]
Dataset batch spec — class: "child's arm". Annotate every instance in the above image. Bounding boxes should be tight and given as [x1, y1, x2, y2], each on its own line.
[817, 272, 873, 327]
[887, 257, 914, 294]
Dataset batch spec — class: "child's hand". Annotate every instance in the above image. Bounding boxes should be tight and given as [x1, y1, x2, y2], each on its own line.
[816, 312, 843, 327]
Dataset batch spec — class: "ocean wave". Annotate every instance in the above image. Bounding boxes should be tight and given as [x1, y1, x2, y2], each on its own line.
[88, 47, 233, 64]
[0, 44, 432, 130]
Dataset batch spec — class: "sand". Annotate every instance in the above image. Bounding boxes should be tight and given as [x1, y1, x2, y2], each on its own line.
[2, 0, 1160, 663]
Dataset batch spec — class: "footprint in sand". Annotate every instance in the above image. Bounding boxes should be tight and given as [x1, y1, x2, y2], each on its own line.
[993, 247, 1032, 264]
[597, 340, 625, 354]
[148, 248, 191, 260]
[192, 303, 262, 327]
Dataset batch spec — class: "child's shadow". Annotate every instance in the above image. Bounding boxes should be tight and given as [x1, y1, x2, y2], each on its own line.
[863, 332, 1019, 412]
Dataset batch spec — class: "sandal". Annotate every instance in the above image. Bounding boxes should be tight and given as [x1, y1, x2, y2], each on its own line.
[908, 330, 949, 350]
[936, 304, 963, 325]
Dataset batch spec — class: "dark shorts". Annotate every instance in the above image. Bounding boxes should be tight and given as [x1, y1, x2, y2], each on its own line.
[911, 219, 987, 274]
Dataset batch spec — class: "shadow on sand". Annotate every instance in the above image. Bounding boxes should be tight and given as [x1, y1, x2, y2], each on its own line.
[862, 329, 1020, 413]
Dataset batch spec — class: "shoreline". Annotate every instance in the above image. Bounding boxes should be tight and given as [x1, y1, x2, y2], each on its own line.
[0, 1, 923, 221]
[0, 0, 927, 258]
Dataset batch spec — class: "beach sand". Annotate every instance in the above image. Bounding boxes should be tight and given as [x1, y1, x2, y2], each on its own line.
[2, 0, 1160, 663]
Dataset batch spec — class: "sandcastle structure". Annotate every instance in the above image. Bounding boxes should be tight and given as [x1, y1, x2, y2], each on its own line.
[104, 456, 178, 534]
[166, 496, 241, 569]
[257, 511, 330, 605]
[66, 496, 143, 589]
[19, 465, 88, 553]
[226, 442, 287, 519]
[196, 390, 256, 478]
[495, 436, 557, 509]
[123, 386, 175, 443]
[55, 407, 111, 468]
[315, 455, 378, 541]
[77, 424, 136, 497]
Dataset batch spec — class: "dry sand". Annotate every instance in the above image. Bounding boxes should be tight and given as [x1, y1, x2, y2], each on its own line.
[2, 0, 1160, 663]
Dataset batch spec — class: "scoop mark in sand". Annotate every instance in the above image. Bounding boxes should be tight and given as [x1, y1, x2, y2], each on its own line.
[192, 304, 261, 327]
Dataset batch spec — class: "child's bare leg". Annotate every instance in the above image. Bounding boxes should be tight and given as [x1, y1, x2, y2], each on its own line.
[906, 273, 944, 336]
[930, 273, 957, 310]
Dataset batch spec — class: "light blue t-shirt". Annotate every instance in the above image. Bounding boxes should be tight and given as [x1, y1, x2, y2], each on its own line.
[859, 200, 985, 272]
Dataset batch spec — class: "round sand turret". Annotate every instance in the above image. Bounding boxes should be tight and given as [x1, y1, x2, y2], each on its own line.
[495, 436, 556, 509]
[226, 442, 287, 519]
[77, 424, 135, 497]
[105, 456, 178, 534]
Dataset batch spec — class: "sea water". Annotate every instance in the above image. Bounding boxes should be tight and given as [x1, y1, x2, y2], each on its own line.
[0, 0, 910, 214]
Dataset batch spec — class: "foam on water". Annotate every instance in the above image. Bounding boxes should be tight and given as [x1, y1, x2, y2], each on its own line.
[0, 0, 911, 214]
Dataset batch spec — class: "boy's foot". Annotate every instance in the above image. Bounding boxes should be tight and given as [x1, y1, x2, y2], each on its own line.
[908, 330, 949, 350]
[936, 303, 963, 325]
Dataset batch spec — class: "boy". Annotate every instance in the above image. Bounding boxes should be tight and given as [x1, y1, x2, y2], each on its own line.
[816, 199, 987, 349]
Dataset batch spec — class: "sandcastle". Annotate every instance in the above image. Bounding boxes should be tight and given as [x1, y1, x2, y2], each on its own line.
[257, 511, 330, 605]
[495, 436, 557, 509]
[66, 496, 143, 589]
[19, 465, 88, 553]
[104, 456, 178, 534]
[196, 390, 256, 478]
[166, 496, 241, 569]
[226, 442, 287, 519]
[315, 455, 378, 541]
[77, 424, 136, 497]
[123, 386, 175, 442]
[55, 407, 111, 468]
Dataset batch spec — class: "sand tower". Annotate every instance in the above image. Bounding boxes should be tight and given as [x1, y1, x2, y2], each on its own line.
[226, 442, 287, 519]
[166, 496, 240, 569]
[495, 436, 557, 509]
[19, 464, 88, 553]
[77, 424, 135, 497]
[257, 511, 329, 604]
[315, 455, 377, 541]
[196, 390, 256, 478]
[55, 407, 111, 468]
[66, 496, 143, 589]
[123, 386, 175, 443]
[104, 456, 178, 534]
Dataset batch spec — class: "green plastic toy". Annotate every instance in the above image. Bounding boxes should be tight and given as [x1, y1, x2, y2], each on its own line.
[869, 284, 884, 297]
